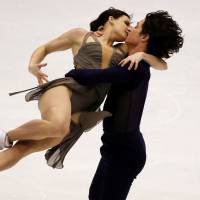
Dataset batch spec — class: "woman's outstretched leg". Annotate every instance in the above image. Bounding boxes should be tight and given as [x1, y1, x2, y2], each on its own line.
[0, 115, 82, 171]
[0, 137, 62, 171]
[5, 86, 72, 143]
[0, 84, 73, 171]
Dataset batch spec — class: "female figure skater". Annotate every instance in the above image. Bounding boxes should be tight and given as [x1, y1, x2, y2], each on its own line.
[0, 8, 166, 171]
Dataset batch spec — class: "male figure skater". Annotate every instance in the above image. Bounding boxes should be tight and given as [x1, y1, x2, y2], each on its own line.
[65, 10, 183, 200]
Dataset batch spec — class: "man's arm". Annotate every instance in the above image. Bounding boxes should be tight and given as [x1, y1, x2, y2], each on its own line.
[65, 62, 149, 87]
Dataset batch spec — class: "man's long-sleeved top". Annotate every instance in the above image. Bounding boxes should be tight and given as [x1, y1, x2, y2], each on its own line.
[65, 62, 150, 133]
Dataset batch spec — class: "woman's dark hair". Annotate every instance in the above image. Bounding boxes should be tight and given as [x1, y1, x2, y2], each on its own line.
[90, 8, 130, 31]
[141, 10, 184, 58]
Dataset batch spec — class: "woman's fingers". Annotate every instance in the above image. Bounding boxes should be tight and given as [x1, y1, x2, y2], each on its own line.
[118, 59, 123, 65]
[39, 71, 48, 77]
[119, 53, 144, 70]
[41, 76, 49, 83]
[128, 61, 135, 70]
[37, 73, 49, 85]
[37, 77, 48, 85]
[37, 78, 43, 85]
[29, 63, 49, 85]
[119, 54, 142, 70]
[94, 26, 104, 37]
[94, 31, 103, 37]
[134, 61, 139, 70]
[38, 63, 47, 68]
[119, 58, 128, 67]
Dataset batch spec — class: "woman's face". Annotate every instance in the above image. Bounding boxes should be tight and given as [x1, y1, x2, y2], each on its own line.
[112, 15, 131, 42]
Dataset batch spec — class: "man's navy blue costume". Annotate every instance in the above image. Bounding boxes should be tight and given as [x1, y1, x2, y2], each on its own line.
[65, 61, 150, 200]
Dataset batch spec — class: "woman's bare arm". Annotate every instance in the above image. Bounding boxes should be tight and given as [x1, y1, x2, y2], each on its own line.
[142, 53, 167, 70]
[119, 43, 167, 70]
[28, 28, 87, 85]
[29, 28, 87, 65]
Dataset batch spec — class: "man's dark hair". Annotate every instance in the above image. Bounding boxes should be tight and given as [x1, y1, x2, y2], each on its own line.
[142, 10, 184, 58]
[90, 8, 130, 31]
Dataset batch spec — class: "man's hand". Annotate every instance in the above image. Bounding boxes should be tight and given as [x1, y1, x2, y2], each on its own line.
[119, 52, 144, 70]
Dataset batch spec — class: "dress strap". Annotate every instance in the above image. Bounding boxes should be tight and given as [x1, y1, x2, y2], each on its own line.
[82, 32, 92, 45]
[82, 32, 99, 46]
[89, 32, 99, 43]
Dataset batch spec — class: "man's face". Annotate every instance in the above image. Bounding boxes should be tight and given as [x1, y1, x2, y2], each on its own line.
[125, 19, 145, 46]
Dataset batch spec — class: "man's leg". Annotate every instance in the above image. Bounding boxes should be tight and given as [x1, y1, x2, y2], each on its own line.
[89, 158, 137, 200]
[89, 131, 146, 200]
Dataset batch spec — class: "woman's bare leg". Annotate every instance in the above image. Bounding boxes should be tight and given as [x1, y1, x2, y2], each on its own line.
[0, 84, 73, 171]
[7, 86, 72, 142]
[0, 137, 62, 171]
[0, 113, 82, 171]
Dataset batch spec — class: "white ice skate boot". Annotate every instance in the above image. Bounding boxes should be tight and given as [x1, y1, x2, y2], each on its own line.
[0, 129, 13, 150]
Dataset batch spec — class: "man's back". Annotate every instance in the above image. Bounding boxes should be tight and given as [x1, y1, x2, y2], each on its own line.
[65, 62, 151, 200]
[89, 63, 151, 200]
[103, 63, 151, 133]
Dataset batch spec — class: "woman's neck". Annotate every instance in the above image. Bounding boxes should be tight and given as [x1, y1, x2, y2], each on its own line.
[98, 29, 115, 47]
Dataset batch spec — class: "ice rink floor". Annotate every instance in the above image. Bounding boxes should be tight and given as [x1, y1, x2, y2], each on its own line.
[0, 1, 200, 199]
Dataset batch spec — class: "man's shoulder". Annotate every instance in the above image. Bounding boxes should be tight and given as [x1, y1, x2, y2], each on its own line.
[138, 60, 150, 69]
[137, 61, 151, 77]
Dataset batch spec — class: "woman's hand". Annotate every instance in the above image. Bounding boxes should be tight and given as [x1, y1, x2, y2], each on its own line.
[28, 63, 49, 85]
[94, 26, 104, 37]
[119, 52, 144, 70]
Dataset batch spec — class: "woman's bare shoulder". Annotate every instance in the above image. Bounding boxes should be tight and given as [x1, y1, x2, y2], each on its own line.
[70, 27, 88, 34]
[66, 28, 88, 39]
[58, 27, 89, 46]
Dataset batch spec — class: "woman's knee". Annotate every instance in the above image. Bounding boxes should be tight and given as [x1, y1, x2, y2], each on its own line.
[49, 120, 70, 138]
[56, 122, 70, 138]
[40, 104, 71, 138]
